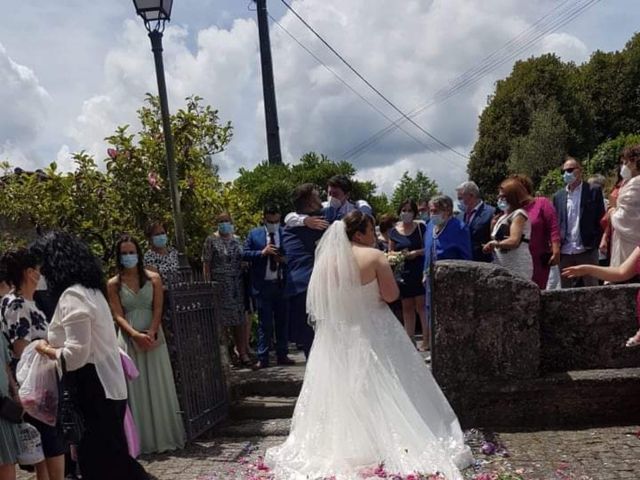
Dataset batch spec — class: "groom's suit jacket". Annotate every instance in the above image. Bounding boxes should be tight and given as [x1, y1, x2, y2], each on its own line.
[281, 212, 327, 299]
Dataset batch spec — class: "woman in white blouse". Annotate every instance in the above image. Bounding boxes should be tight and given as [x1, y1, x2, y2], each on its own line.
[31, 232, 148, 480]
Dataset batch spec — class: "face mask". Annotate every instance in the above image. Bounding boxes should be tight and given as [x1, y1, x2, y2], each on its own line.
[400, 211, 414, 224]
[152, 233, 168, 248]
[456, 201, 466, 213]
[621, 164, 632, 180]
[328, 196, 343, 209]
[497, 200, 509, 211]
[218, 222, 234, 235]
[36, 273, 47, 291]
[418, 212, 430, 222]
[265, 222, 279, 234]
[562, 171, 576, 185]
[121, 253, 138, 269]
[430, 214, 444, 226]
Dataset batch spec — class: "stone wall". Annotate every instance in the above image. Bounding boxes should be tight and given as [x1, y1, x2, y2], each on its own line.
[540, 285, 639, 372]
[431, 260, 640, 428]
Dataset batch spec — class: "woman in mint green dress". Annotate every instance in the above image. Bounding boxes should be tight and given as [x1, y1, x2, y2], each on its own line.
[107, 235, 185, 455]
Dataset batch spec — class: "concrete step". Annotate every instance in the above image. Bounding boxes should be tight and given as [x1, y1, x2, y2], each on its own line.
[230, 395, 297, 420]
[215, 418, 292, 437]
[447, 367, 640, 429]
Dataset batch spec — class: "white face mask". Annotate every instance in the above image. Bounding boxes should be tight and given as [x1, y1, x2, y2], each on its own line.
[36, 273, 48, 291]
[621, 164, 633, 180]
[400, 211, 415, 224]
[328, 196, 343, 209]
[265, 222, 279, 234]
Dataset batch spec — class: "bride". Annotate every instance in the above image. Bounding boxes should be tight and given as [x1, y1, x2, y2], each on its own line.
[266, 211, 473, 479]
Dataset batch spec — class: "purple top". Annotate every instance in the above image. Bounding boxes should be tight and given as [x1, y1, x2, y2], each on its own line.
[523, 197, 561, 258]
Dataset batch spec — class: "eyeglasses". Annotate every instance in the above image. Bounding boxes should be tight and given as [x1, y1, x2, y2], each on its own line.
[561, 167, 578, 174]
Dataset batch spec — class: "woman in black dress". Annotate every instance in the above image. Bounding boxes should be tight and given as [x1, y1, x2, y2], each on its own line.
[388, 199, 427, 350]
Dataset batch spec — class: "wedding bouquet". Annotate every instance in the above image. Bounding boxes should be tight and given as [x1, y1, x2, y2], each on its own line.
[385, 251, 407, 283]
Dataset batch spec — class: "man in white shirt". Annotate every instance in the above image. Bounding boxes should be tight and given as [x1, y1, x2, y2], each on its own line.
[284, 175, 372, 228]
[553, 157, 605, 288]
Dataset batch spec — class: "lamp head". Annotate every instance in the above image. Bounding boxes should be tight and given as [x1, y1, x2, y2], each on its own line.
[133, 0, 173, 32]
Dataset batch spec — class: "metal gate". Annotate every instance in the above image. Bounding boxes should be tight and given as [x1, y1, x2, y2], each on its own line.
[166, 273, 228, 440]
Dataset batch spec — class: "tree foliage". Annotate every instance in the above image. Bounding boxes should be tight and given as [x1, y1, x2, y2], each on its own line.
[232, 152, 390, 216]
[469, 33, 640, 195]
[389, 171, 439, 211]
[0, 95, 239, 264]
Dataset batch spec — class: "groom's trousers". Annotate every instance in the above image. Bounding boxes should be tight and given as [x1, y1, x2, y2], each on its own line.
[288, 291, 315, 358]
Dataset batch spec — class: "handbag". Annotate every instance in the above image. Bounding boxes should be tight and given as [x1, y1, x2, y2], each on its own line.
[59, 356, 85, 444]
[0, 394, 24, 423]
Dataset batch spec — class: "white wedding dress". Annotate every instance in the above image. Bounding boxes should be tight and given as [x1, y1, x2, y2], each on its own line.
[265, 222, 473, 479]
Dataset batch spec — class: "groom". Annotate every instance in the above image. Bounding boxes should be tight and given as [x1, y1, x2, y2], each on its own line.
[281, 183, 329, 359]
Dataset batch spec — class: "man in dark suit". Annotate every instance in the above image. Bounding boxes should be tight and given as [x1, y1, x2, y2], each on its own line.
[553, 157, 605, 288]
[243, 205, 294, 369]
[456, 181, 495, 262]
[281, 184, 328, 359]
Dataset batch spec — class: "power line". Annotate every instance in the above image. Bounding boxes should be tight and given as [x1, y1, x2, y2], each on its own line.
[343, 0, 601, 160]
[279, 0, 469, 160]
[268, 13, 468, 169]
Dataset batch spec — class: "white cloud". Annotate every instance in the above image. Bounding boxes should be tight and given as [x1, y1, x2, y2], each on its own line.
[0, 43, 50, 168]
[0, 0, 637, 197]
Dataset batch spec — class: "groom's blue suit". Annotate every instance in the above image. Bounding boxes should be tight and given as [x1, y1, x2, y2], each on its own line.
[281, 214, 326, 358]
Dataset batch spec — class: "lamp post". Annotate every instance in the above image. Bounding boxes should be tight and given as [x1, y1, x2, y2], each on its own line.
[133, 0, 188, 269]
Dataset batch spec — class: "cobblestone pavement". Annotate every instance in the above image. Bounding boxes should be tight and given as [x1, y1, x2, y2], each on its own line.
[134, 426, 640, 480]
[17, 425, 637, 479]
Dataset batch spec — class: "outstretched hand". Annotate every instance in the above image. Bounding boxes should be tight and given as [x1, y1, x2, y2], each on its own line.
[561, 265, 589, 278]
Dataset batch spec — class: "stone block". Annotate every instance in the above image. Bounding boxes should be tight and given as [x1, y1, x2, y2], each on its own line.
[540, 284, 640, 372]
[432, 261, 540, 390]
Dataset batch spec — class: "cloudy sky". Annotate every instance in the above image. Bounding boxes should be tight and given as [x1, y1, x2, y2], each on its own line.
[0, 0, 638, 197]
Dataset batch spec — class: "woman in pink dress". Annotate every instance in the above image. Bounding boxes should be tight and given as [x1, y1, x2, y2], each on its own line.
[563, 245, 640, 347]
[511, 174, 561, 288]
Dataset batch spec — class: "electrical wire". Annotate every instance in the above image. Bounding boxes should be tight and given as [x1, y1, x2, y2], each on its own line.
[342, 0, 601, 160]
[279, 0, 470, 160]
[268, 13, 468, 169]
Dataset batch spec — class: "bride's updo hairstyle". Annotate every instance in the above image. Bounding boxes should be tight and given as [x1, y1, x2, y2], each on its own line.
[343, 210, 374, 241]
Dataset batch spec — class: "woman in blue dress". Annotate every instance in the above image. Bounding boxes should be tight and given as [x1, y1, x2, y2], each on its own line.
[423, 195, 472, 337]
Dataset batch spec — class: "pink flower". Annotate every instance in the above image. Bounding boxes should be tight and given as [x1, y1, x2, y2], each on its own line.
[256, 457, 270, 472]
[107, 148, 118, 159]
[147, 172, 160, 190]
[481, 441, 496, 455]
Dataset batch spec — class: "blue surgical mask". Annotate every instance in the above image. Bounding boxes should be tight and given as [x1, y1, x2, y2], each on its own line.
[562, 171, 576, 185]
[456, 201, 466, 213]
[218, 222, 234, 235]
[497, 200, 509, 211]
[328, 196, 343, 209]
[121, 253, 138, 269]
[152, 233, 168, 248]
[430, 214, 444, 226]
[419, 212, 430, 222]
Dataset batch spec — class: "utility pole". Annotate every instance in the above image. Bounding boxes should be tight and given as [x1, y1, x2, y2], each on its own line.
[255, 0, 283, 164]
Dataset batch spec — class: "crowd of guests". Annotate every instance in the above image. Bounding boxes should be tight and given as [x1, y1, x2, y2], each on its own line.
[0, 148, 638, 478]
[0, 227, 189, 479]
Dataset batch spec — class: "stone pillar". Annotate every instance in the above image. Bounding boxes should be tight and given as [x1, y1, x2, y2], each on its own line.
[432, 261, 541, 391]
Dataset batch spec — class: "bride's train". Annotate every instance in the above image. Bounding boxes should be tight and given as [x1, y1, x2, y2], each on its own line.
[266, 222, 472, 479]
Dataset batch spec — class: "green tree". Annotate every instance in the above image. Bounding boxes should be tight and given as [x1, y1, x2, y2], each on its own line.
[390, 170, 439, 211]
[585, 132, 640, 178]
[0, 95, 237, 265]
[232, 152, 387, 216]
[507, 100, 569, 186]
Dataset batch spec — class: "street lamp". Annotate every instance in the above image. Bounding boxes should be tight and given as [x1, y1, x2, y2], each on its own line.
[133, 0, 188, 269]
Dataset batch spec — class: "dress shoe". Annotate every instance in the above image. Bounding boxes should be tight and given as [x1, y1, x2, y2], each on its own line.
[253, 360, 269, 370]
[276, 356, 296, 366]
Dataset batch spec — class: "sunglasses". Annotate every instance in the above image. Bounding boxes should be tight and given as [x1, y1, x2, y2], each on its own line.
[561, 167, 578, 174]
